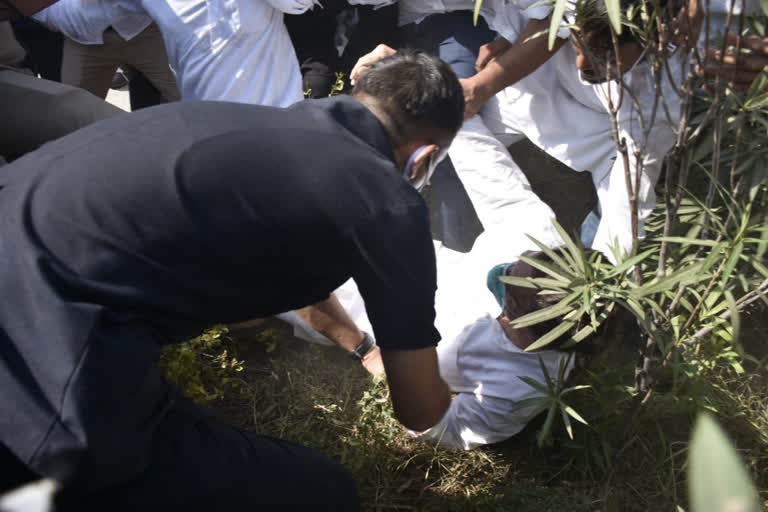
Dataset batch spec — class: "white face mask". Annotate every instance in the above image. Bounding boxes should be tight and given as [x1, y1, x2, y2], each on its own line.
[402, 145, 449, 191]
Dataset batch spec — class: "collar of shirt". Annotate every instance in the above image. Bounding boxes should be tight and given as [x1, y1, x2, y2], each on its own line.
[302, 95, 398, 166]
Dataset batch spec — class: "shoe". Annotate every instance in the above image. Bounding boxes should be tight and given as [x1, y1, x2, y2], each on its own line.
[111, 69, 129, 90]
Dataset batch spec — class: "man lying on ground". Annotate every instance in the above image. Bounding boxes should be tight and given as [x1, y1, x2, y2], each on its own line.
[0, 50, 463, 509]
[413, 250, 631, 450]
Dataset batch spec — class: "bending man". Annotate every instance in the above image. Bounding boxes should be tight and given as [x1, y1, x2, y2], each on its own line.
[0, 50, 463, 509]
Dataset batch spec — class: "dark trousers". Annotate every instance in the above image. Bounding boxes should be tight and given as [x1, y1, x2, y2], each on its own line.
[285, 2, 398, 97]
[1, 398, 359, 511]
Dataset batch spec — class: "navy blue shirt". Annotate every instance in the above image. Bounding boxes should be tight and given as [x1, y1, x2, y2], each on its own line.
[0, 97, 439, 486]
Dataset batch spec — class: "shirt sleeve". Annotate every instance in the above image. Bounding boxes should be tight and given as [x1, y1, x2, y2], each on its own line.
[410, 392, 542, 451]
[591, 58, 682, 258]
[348, 202, 441, 351]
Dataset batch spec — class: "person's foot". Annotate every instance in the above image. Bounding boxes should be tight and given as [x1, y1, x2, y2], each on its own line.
[111, 68, 129, 90]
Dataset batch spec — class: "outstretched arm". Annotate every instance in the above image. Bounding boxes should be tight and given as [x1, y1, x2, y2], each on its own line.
[461, 18, 566, 118]
[381, 347, 451, 431]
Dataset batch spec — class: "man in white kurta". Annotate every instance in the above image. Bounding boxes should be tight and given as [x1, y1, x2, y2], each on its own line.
[399, 0, 684, 259]
[136, 0, 309, 106]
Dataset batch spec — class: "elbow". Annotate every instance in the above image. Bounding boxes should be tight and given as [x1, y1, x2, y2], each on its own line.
[392, 395, 450, 432]
[396, 413, 442, 433]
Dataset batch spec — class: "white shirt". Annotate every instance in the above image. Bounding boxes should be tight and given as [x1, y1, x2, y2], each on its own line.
[138, 0, 304, 107]
[414, 314, 573, 450]
[398, 0, 568, 36]
[33, 0, 152, 45]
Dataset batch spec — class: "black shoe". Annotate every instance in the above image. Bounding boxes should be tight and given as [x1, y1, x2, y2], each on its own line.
[111, 69, 129, 90]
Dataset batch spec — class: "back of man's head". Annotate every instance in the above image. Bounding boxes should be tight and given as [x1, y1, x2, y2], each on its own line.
[351, 50, 464, 149]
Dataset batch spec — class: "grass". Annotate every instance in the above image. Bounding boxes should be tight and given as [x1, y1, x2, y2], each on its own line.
[164, 312, 768, 511]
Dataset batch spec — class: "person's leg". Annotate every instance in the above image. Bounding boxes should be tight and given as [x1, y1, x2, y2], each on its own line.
[400, 11, 495, 79]
[123, 23, 180, 102]
[284, 3, 340, 98]
[124, 66, 167, 110]
[54, 398, 359, 511]
[60, 35, 117, 99]
[10, 18, 63, 81]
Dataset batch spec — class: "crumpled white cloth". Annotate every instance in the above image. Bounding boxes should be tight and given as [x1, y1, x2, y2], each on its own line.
[139, 0, 303, 107]
[265, 0, 321, 15]
[33, 0, 152, 45]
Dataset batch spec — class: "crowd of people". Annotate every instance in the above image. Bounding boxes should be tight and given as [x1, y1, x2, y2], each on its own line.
[0, 0, 766, 509]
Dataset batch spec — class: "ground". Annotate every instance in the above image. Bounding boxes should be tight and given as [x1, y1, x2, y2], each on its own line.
[174, 312, 768, 512]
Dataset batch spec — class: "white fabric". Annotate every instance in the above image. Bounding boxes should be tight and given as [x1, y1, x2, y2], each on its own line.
[414, 315, 573, 450]
[478, 5, 684, 258]
[138, 0, 303, 106]
[347, 0, 397, 6]
[398, 0, 570, 38]
[266, 0, 319, 15]
[33, 0, 152, 45]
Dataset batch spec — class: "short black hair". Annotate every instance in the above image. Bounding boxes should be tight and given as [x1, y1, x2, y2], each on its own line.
[352, 50, 464, 148]
[574, 0, 682, 54]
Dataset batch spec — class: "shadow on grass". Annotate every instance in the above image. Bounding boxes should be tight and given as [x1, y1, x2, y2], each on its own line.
[178, 315, 768, 512]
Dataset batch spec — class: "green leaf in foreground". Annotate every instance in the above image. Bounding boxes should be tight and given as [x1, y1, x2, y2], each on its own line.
[688, 413, 761, 512]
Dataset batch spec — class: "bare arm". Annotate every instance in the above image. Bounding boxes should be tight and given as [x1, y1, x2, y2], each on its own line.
[461, 18, 567, 118]
[295, 295, 384, 375]
[381, 347, 451, 431]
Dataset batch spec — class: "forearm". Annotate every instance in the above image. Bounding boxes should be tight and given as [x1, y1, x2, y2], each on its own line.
[474, 18, 565, 96]
[294, 294, 364, 352]
[382, 347, 451, 431]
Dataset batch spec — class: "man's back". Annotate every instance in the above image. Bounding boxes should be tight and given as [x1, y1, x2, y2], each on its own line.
[0, 97, 439, 482]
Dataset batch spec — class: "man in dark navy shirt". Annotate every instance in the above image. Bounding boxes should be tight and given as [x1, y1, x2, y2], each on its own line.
[0, 51, 464, 509]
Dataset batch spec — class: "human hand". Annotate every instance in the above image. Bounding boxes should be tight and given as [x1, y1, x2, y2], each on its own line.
[701, 33, 768, 92]
[459, 76, 492, 119]
[361, 346, 385, 376]
[475, 37, 513, 71]
[350, 44, 397, 86]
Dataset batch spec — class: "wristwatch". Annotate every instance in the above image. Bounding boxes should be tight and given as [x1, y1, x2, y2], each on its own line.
[348, 332, 376, 361]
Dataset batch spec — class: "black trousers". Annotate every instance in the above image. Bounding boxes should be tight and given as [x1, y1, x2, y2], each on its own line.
[1, 398, 359, 511]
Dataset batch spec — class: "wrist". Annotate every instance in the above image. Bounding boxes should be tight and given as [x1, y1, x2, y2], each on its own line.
[348, 331, 376, 361]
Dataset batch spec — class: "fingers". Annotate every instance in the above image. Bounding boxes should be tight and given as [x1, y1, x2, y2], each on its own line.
[723, 32, 768, 55]
[701, 43, 768, 91]
[475, 38, 512, 71]
[350, 44, 397, 85]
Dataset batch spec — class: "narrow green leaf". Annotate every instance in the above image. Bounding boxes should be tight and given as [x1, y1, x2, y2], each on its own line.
[561, 406, 574, 439]
[552, 220, 585, 274]
[631, 263, 705, 298]
[519, 255, 576, 282]
[508, 396, 549, 414]
[473, 0, 483, 25]
[725, 290, 741, 345]
[526, 234, 577, 273]
[562, 384, 592, 394]
[537, 404, 558, 447]
[655, 237, 719, 247]
[606, 248, 655, 277]
[563, 404, 589, 425]
[511, 291, 581, 328]
[518, 375, 553, 396]
[605, 0, 622, 34]
[525, 318, 578, 352]
[720, 241, 744, 288]
[548, 0, 567, 50]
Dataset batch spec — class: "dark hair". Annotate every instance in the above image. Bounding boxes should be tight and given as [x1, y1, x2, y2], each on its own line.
[352, 50, 464, 148]
[574, 0, 682, 55]
[503, 250, 635, 354]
